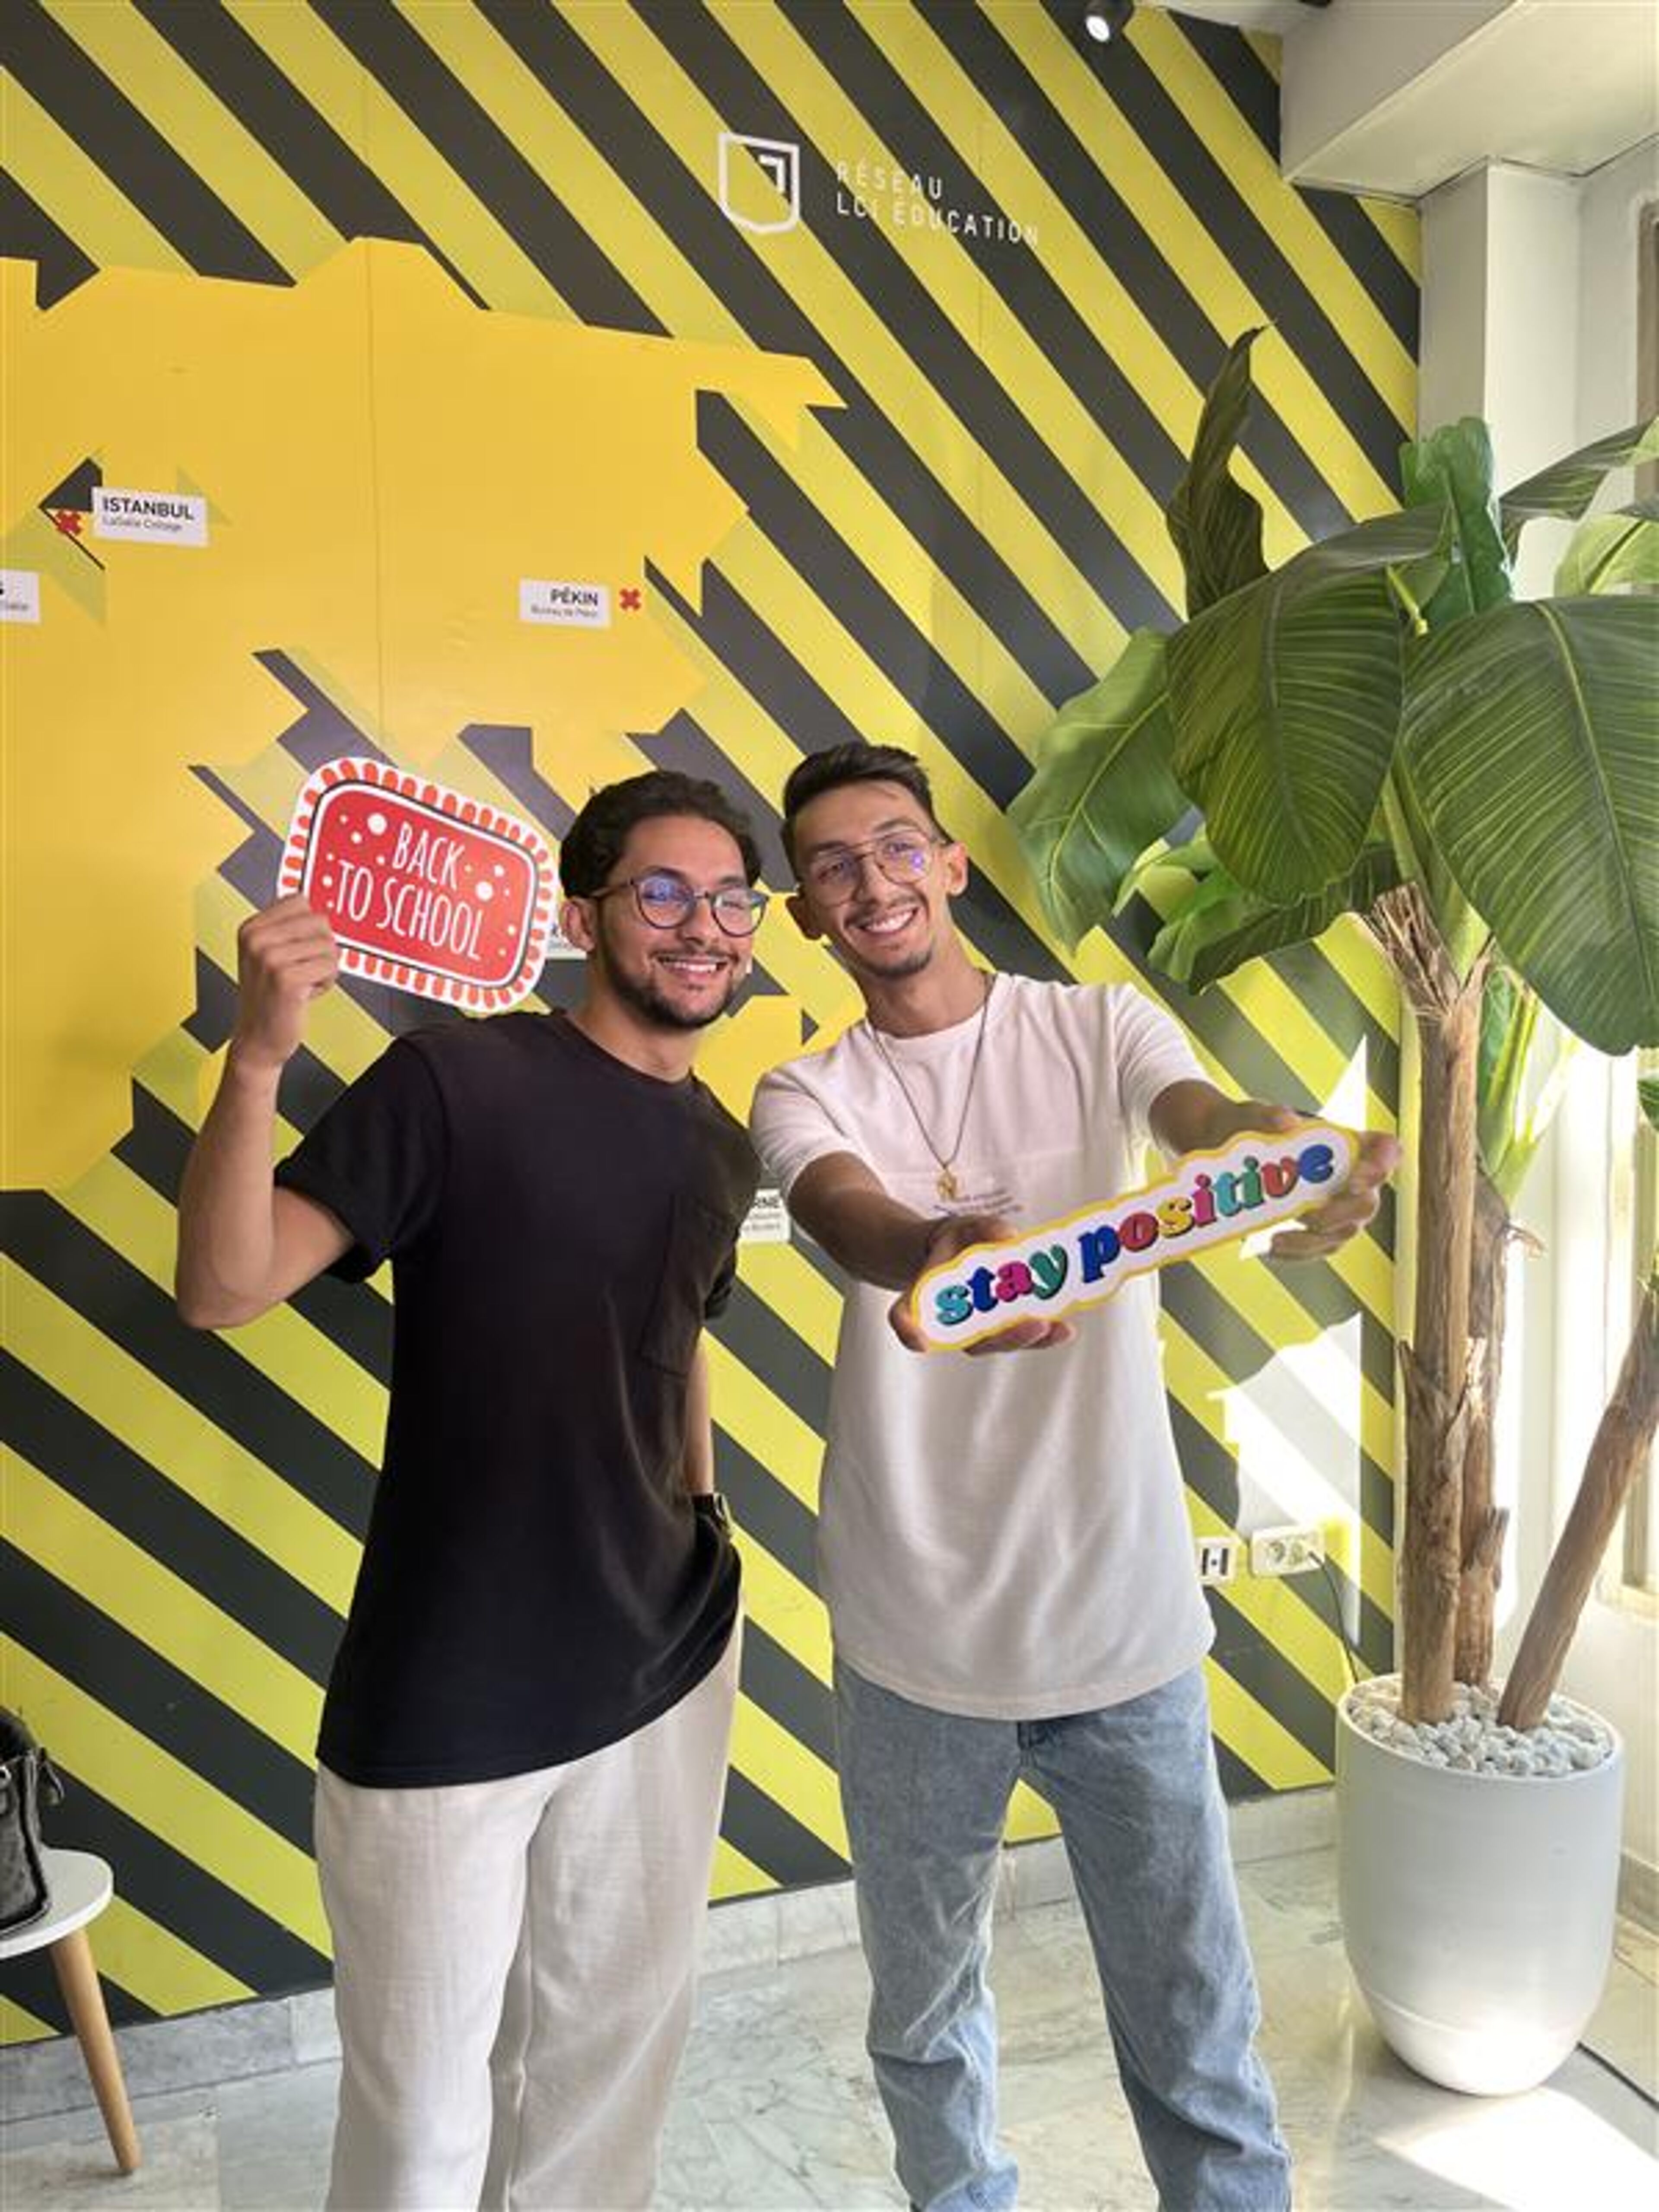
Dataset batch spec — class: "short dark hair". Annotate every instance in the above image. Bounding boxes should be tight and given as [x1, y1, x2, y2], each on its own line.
[559, 770, 763, 896]
[779, 744, 947, 873]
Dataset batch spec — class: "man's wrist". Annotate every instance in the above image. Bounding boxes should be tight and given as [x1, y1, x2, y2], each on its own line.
[224, 1036, 288, 1091]
[1199, 1095, 1280, 1149]
[912, 1212, 953, 1281]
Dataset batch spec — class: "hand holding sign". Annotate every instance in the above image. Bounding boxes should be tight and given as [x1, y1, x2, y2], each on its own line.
[906, 1123, 1366, 1353]
[232, 896, 340, 1077]
[890, 1209, 1078, 1356]
[280, 760, 557, 1010]
[1255, 1113, 1400, 1261]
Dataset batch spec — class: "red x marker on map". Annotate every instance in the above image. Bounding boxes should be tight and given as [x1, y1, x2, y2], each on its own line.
[49, 509, 84, 538]
[619, 586, 642, 611]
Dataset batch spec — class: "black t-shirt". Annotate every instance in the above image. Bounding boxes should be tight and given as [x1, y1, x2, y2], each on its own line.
[274, 1011, 756, 1786]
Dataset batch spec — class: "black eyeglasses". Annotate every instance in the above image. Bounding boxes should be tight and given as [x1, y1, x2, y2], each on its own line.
[801, 833, 943, 903]
[589, 871, 769, 937]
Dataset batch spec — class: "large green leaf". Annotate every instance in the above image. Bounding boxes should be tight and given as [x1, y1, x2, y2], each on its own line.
[1147, 844, 1400, 991]
[1399, 597, 1659, 1054]
[1482, 990, 1576, 1208]
[1499, 417, 1659, 556]
[1166, 505, 1447, 903]
[1166, 327, 1268, 618]
[1554, 498, 1659, 595]
[1475, 965, 1537, 1185]
[1400, 417, 1512, 627]
[1113, 830, 1214, 916]
[1008, 630, 1188, 948]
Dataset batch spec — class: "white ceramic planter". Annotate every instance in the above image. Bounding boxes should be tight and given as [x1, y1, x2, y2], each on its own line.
[1335, 1679, 1625, 2094]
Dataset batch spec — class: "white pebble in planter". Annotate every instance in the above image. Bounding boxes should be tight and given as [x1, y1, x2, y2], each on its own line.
[1336, 1676, 1624, 2094]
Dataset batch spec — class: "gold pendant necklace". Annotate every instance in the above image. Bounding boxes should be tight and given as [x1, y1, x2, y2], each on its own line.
[869, 975, 995, 1203]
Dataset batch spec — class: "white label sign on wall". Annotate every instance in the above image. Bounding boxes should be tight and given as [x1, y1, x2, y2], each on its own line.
[519, 579, 610, 627]
[92, 489, 209, 546]
[541, 908, 583, 960]
[0, 571, 41, 623]
[740, 1189, 792, 1246]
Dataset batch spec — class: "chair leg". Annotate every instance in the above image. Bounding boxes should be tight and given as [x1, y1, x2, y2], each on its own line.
[49, 1926, 141, 2174]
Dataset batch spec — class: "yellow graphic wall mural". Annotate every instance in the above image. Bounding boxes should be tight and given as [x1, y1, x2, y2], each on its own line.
[0, 0, 1415, 2038]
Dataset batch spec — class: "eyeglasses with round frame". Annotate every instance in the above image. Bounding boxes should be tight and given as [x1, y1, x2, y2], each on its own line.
[800, 832, 945, 903]
[588, 871, 769, 938]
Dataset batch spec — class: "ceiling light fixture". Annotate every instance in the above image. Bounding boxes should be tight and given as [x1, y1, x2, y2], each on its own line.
[1083, 0, 1136, 44]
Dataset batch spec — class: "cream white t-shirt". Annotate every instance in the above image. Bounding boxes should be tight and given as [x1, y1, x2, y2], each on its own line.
[750, 974, 1215, 1718]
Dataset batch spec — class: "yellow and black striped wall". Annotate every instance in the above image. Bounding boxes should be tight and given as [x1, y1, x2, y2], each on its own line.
[0, 0, 1413, 2041]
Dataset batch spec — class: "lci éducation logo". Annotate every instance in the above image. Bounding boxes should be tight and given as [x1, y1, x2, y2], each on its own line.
[718, 132, 801, 233]
[717, 130, 1037, 249]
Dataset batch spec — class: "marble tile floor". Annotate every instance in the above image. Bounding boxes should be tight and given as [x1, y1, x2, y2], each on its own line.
[3, 1844, 1654, 2212]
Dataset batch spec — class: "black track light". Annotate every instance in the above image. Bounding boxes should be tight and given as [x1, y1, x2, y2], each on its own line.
[1083, 0, 1136, 42]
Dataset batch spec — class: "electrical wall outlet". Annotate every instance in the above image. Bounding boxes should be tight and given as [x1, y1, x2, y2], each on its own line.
[1250, 1524, 1327, 1576]
[1195, 1535, 1240, 1586]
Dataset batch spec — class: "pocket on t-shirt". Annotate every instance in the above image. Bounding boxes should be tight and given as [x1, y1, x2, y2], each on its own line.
[638, 1192, 737, 1376]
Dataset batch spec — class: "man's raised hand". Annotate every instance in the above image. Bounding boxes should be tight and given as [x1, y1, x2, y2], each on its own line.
[231, 896, 339, 1077]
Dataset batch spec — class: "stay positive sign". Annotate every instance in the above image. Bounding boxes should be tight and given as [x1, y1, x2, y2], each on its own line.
[280, 759, 557, 1010]
[909, 1125, 1359, 1351]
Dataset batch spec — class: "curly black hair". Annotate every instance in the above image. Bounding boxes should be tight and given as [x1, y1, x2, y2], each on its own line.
[559, 770, 763, 895]
[779, 744, 947, 874]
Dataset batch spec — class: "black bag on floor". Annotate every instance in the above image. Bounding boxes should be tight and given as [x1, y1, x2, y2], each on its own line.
[0, 1708, 65, 1933]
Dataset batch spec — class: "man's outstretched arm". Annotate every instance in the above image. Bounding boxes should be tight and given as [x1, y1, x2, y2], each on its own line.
[176, 896, 351, 1328]
[787, 1151, 1073, 1354]
[786, 1151, 947, 1292]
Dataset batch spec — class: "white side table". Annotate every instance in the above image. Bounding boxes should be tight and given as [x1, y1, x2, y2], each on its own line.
[0, 1849, 141, 2173]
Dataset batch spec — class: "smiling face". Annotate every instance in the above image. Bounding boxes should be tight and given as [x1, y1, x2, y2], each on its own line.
[563, 814, 756, 1034]
[787, 778, 967, 985]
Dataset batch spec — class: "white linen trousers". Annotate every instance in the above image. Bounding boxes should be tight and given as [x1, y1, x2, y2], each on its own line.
[314, 1622, 740, 2212]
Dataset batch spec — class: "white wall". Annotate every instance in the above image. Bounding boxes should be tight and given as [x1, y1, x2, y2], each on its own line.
[1421, 162, 1580, 590]
[1419, 142, 1659, 1884]
[1547, 134, 1659, 1890]
[1529, 1055, 1657, 1898]
[1283, 0, 1512, 186]
[1281, 0, 1657, 197]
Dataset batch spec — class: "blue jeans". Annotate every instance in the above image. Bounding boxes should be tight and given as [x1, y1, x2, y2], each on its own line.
[834, 1659, 1291, 2212]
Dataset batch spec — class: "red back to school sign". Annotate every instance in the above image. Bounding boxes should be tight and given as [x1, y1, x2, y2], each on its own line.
[280, 759, 556, 1010]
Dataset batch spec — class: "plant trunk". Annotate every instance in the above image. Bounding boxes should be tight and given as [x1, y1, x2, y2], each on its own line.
[1498, 1276, 1659, 1731]
[1371, 885, 1487, 1724]
[1454, 1170, 1513, 1688]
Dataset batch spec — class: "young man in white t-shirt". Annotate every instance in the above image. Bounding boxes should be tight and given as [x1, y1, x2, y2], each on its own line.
[750, 744, 1398, 2212]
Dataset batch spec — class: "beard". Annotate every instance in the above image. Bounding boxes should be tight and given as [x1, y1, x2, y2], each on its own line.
[849, 938, 934, 982]
[605, 951, 741, 1032]
[818, 877, 949, 988]
[838, 911, 938, 984]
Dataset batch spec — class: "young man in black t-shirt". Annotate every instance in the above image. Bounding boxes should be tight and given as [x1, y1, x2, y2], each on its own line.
[176, 771, 764, 2211]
